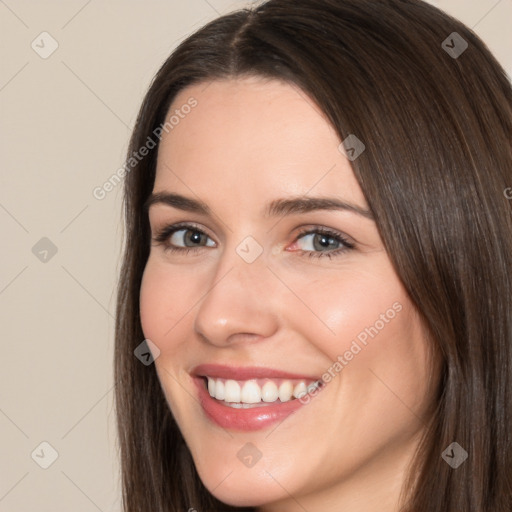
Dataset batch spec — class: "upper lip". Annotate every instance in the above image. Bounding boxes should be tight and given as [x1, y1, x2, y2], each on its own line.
[192, 363, 320, 381]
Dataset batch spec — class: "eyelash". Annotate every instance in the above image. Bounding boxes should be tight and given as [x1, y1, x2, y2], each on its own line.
[152, 222, 355, 260]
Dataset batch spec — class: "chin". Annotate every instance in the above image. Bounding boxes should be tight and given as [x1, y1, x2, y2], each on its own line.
[195, 461, 286, 508]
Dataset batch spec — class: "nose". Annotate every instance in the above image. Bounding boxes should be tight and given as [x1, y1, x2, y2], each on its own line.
[193, 242, 280, 347]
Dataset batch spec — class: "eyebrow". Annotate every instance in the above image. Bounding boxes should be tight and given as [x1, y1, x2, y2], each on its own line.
[144, 192, 374, 220]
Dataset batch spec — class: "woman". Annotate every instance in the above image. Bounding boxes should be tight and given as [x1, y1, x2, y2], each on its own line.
[114, 0, 512, 510]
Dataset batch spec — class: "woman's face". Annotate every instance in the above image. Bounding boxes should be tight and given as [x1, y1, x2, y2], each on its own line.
[140, 77, 437, 510]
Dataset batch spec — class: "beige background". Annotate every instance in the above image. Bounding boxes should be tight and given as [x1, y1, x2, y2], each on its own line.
[0, 1, 510, 510]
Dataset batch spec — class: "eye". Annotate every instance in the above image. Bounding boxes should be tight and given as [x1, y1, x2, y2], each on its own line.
[152, 223, 355, 260]
[153, 223, 215, 253]
[292, 227, 355, 259]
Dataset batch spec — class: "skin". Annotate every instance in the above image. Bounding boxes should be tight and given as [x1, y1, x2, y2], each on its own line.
[139, 76, 439, 512]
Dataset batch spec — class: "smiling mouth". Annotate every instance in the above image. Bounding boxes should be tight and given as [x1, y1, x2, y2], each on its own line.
[201, 376, 323, 407]
[191, 364, 325, 430]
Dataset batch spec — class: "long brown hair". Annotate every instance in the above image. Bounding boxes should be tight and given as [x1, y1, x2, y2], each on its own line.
[114, 0, 512, 510]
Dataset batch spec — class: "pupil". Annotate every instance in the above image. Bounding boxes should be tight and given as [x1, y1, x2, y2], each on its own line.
[315, 234, 334, 251]
[188, 231, 202, 245]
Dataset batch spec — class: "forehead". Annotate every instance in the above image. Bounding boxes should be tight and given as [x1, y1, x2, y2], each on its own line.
[153, 77, 366, 209]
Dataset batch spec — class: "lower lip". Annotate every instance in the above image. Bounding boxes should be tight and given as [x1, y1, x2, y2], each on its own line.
[193, 377, 309, 431]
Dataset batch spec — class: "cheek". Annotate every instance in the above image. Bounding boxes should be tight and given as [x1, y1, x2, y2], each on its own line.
[139, 264, 165, 343]
[139, 260, 198, 344]
[287, 263, 407, 362]
[139, 261, 201, 420]
[305, 270, 433, 433]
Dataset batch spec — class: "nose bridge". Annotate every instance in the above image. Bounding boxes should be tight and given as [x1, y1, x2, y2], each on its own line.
[193, 237, 279, 346]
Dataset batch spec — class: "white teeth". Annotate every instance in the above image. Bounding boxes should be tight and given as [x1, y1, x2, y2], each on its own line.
[293, 382, 307, 399]
[225, 402, 243, 408]
[214, 380, 225, 400]
[224, 380, 241, 402]
[262, 381, 279, 402]
[225, 402, 265, 409]
[208, 377, 215, 396]
[278, 381, 293, 402]
[241, 380, 262, 403]
[307, 381, 321, 393]
[205, 377, 322, 404]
